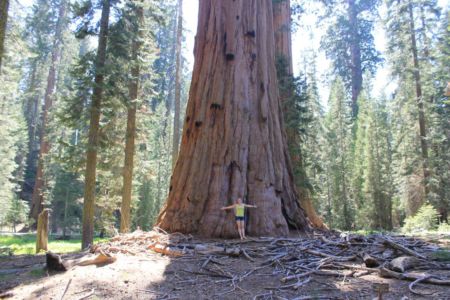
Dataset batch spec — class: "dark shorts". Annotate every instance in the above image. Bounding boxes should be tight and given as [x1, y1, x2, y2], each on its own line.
[235, 216, 245, 221]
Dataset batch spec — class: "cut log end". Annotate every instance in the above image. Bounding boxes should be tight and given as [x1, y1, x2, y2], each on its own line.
[46, 251, 67, 272]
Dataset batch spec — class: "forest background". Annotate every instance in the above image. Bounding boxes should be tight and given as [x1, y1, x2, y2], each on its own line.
[0, 0, 449, 239]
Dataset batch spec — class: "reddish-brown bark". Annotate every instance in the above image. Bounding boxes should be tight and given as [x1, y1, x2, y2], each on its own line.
[30, 0, 66, 222]
[272, 0, 326, 230]
[407, 1, 429, 197]
[157, 0, 311, 238]
[272, 0, 292, 74]
[348, 0, 362, 118]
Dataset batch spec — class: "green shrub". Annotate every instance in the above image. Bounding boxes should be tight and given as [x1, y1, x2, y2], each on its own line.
[437, 222, 450, 233]
[401, 203, 439, 233]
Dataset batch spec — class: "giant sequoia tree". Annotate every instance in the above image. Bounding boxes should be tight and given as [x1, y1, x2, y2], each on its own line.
[157, 0, 310, 237]
[30, 0, 67, 222]
[272, 0, 326, 229]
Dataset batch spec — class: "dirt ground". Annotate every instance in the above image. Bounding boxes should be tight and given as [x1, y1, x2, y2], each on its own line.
[1, 236, 449, 300]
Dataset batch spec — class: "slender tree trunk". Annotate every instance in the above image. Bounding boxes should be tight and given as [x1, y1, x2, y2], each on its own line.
[163, 13, 178, 135]
[0, 0, 8, 73]
[30, 1, 66, 222]
[348, 0, 362, 118]
[408, 1, 429, 197]
[120, 5, 143, 233]
[157, 0, 311, 237]
[272, 0, 326, 229]
[21, 62, 40, 202]
[339, 108, 351, 230]
[82, 0, 111, 249]
[172, 0, 183, 168]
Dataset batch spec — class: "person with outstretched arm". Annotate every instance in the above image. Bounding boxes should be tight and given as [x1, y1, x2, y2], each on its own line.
[221, 197, 257, 240]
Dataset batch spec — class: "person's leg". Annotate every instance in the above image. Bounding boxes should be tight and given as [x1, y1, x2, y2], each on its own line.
[240, 220, 246, 239]
[236, 221, 243, 239]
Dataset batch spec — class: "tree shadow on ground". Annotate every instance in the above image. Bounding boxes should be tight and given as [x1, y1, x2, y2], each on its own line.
[3, 231, 450, 299]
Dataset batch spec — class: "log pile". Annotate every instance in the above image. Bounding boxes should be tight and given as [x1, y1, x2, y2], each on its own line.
[90, 229, 450, 295]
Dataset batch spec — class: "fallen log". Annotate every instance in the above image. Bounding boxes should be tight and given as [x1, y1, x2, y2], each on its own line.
[380, 236, 427, 260]
[46, 250, 116, 271]
[388, 256, 420, 273]
[379, 268, 450, 286]
[46, 251, 67, 271]
[148, 243, 184, 256]
[363, 253, 380, 268]
[76, 251, 117, 266]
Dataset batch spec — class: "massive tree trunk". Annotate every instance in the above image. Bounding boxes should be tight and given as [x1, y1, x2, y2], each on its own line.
[272, 0, 292, 74]
[272, 0, 326, 229]
[0, 0, 8, 73]
[172, 0, 183, 168]
[157, 0, 311, 237]
[30, 0, 66, 222]
[120, 5, 143, 233]
[82, 0, 111, 249]
[348, 0, 362, 118]
[408, 1, 429, 197]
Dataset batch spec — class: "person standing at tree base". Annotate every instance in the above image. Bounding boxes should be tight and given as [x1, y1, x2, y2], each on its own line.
[221, 198, 257, 240]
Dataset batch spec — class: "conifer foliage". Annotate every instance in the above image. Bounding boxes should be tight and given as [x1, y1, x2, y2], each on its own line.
[0, 0, 448, 237]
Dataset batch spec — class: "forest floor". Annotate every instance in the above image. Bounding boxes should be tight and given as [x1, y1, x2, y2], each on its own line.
[0, 230, 449, 300]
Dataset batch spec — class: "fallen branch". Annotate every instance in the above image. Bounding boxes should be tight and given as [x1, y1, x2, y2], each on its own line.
[201, 256, 212, 268]
[75, 289, 95, 300]
[76, 251, 116, 266]
[305, 249, 356, 262]
[242, 249, 255, 262]
[0, 292, 13, 299]
[408, 275, 435, 296]
[379, 268, 450, 285]
[281, 271, 314, 283]
[380, 236, 427, 260]
[59, 279, 72, 300]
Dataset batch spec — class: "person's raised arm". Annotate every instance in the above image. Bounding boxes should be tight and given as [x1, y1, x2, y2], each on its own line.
[221, 204, 236, 210]
[244, 204, 257, 208]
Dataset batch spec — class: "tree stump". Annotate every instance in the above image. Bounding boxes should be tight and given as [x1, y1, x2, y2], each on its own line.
[36, 209, 50, 253]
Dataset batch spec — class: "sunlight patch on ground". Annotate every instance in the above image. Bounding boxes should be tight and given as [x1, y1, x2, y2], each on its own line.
[8, 254, 172, 299]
